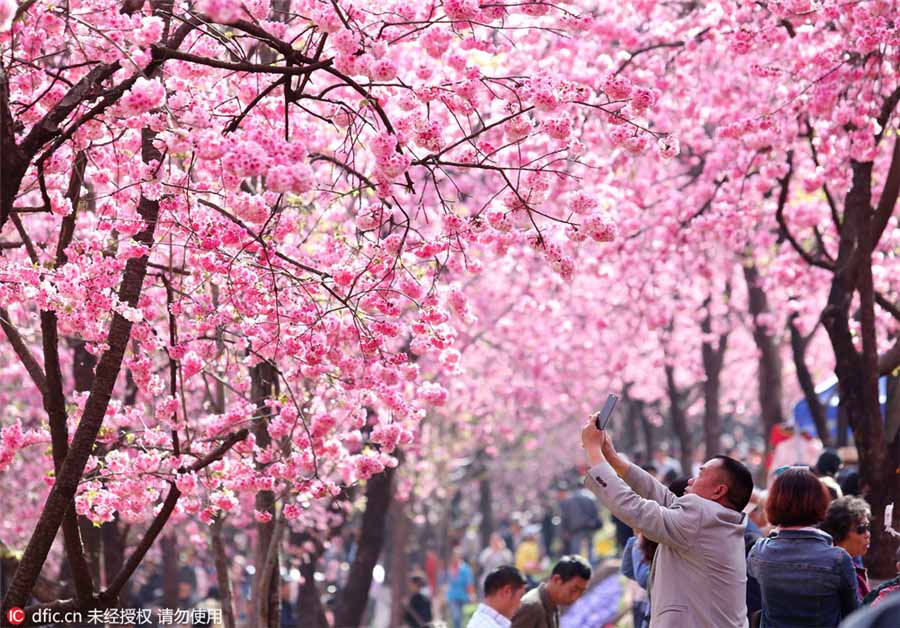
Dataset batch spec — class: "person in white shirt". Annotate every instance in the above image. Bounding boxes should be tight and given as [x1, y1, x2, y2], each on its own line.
[466, 566, 527, 628]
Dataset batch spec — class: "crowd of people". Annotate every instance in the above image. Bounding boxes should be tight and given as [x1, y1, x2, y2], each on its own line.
[583, 422, 900, 628]
[404, 422, 900, 628]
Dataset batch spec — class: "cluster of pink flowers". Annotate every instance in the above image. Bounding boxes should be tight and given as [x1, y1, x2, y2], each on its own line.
[418, 381, 449, 406]
[222, 140, 271, 178]
[120, 78, 165, 115]
[414, 119, 445, 153]
[196, 0, 243, 23]
[420, 28, 454, 58]
[133, 16, 163, 47]
[370, 132, 412, 180]
[0, 0, 15, 32]
[604, 74, 633, 100]
[444, 0, 481, 21]
[541, 241, 575, 280]
[656, 136, 680, 159]
[229, 192, 269, 223]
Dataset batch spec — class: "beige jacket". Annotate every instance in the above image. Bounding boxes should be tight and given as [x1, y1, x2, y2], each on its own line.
[584, 462, 749, 628]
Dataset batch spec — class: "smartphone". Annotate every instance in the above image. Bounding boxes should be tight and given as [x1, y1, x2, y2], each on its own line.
[593, 394, 619, 430]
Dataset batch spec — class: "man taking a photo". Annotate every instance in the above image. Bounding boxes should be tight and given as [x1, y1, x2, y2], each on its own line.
[580, 422, 752, 628]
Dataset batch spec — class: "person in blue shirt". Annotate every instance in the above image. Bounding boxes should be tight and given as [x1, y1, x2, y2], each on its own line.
[444, 549, 475, 628]
[621, 532, 651, 628]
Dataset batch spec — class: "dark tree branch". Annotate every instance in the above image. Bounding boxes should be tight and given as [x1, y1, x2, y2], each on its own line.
[873, 135, 900, 246]
[789, 312, 832, 447]
[0, 307, 48, 397]
[151, 46, 332, 76]
[875, 86, 900, 145]
[879, 338, 900, 376]
[616, 40, 687, 75]
[875, 292, 900, 322]
[2, 128, 162, 614]
[775, 150, 834, 270]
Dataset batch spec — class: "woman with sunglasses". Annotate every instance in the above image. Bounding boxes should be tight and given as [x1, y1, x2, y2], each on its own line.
[748, 467, 859, 627]
[821, 496, 872, 601]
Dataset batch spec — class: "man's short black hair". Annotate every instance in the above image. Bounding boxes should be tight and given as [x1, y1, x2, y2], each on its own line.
[712, 455, 754, 511]
[551, 555, 592, 583]
[483, 565, 526, 597]
[816, 449, 842, 477]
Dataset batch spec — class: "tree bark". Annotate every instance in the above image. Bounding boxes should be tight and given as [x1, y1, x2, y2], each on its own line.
[788, 314, 832, 447]
[211, 518, 237, 628]
[665, 365, 693, 477]
[637, 400, 654, 459]
[478, 475, 493, 550]
[388, 500, 412, 628]
[250, 361, 280, 628]
[820, 159, 898, 577]
[2, 127, 162, 616]
[296, 551, 328, 628]
[701, 300, 728, 458]
[333, 465, 396, 628]
[101, 522, 126, 607]
[743, 264, 785, 465]
[71, 340, 103, 593]
[620, 392, 638, 454]
[161, 533, 178, 611]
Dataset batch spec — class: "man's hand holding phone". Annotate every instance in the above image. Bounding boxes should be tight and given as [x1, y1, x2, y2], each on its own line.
[593, 394, 618, 431]
[582, 394, 628, 476]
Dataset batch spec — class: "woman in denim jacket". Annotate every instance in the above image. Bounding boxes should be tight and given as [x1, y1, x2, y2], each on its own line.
[748, 468, 859, 627]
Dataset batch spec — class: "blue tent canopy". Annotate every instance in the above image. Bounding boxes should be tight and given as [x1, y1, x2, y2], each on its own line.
[792, 375, 888, 440]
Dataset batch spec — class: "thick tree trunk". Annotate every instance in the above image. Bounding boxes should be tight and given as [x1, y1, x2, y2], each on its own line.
[478, 476, 493, 550]
[665, 365, 693, 477]
[2, 127, 163, 616]
[101, 522, 126, 606]
[211, 518, 237, 628]
[620, 392, 638, 454]
[637, 401, 654, 459]
[296, 551, 328, 628]
[333, 465, 396, 628]
[250, 361, 280, 628]
[743, 264, 785, 465]
[71, 340, 103, 591]
[821, 159, 896, 577]
[701, 302, 728, 458]
[161, 533, 178, 611]
[388, 501, 412, 628]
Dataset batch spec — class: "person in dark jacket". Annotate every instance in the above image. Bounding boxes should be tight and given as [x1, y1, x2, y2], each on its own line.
[404, 574, 433, 628]
[748, 468, 858, 628]
[510, 556, 591, 628]
[840, 593, 900, 628]
[559, 488, 601, 564]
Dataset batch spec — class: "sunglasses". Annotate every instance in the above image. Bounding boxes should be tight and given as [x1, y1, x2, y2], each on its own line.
[856, 523, 871, 534]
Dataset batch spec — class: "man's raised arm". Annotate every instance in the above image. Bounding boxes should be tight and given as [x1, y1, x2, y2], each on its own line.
[589, 424, 677, 507]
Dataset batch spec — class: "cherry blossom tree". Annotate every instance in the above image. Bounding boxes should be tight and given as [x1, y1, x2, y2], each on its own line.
[0, 0, 676, 621]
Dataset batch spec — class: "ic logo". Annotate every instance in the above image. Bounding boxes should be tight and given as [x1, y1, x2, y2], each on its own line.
[6, 607, 25, 625]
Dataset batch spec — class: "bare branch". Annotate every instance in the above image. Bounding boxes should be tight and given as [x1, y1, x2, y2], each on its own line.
[880, 337, 900, 376]
[873, 135, 900, 246]
[0, 307, 48, 397]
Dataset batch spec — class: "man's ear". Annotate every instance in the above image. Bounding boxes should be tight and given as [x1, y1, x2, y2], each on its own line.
[715, 482, 730, 502]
